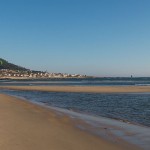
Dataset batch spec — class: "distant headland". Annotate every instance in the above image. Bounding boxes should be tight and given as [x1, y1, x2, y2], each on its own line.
[0, 58, 87, 79]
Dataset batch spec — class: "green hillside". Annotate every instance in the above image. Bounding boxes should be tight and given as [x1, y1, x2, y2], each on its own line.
[0, 58, 28, 71]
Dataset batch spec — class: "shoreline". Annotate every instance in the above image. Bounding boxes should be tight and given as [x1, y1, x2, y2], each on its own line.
[31, 98, 150, 150]
[1, 85, 150, 93]
[0, 77, 89, 80]
[0, 93, 139, 150]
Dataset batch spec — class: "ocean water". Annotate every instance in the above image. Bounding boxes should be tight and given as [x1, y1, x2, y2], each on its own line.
[1, 78, 150, 149]
[1, 89, 150, 127]
[1, 77, 150, 86]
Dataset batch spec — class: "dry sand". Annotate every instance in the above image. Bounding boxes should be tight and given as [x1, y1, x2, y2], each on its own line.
[1, 85, 150, 93]
[0, 94, 139, 150]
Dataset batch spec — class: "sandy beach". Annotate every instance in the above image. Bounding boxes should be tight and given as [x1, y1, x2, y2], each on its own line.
[1, 85, 150, 93]
[0, 94, 140, 150]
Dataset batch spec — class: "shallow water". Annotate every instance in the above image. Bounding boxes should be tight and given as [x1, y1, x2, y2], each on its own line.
[1, 89, 150, 127]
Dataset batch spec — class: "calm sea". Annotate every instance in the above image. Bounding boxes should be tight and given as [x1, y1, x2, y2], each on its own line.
[0, 78, 150, 127]
[1, 77, 150, 86]
[1, 78, 150, 149]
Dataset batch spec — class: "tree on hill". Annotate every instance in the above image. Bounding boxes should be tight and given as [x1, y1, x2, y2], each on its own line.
[0, 58, 28, 71]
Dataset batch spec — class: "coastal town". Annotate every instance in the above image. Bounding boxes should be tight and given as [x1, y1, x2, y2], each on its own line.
[0, 58, 87, 79]
[0, 69, 87, 79]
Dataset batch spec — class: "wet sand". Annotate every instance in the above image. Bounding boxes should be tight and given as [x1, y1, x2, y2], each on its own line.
[1, 85, 150, 93]
[0, 94, 139, 150]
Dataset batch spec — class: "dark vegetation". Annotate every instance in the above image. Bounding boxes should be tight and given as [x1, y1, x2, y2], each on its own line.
[0, 58, 28, 71]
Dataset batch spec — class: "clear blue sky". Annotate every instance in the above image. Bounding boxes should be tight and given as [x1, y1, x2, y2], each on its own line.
[0, 0, 150, 77]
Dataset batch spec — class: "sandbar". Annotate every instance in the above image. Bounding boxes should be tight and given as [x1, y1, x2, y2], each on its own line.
[1, 85, 150, 93]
